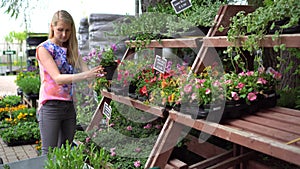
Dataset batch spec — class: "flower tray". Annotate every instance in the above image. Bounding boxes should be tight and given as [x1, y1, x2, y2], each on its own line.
[4, 138, 37, 147]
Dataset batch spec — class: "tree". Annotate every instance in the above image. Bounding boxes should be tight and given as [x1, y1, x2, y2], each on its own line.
[0, 0, 27, 18]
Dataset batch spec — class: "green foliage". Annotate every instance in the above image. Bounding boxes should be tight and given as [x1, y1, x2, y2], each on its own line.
[16, 76, 40, 94]
[148, 0, 224, 27]
[15, 71, 40, 95]
[0, 95, 21, 107]
[225, 0, 300, 70]
[45, 141, 109, 169]
[0, 121, 40, 143]
[86, 102, 165, 168]
[109, 13, 194, 51]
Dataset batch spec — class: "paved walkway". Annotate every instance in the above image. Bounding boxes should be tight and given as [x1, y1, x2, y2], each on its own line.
[0, 139, 38, 164]
[0, 75, 39, 165]
[0, 75, 18, 96]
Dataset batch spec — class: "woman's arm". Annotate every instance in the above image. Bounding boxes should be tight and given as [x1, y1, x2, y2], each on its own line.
[37, 46, 103, 84]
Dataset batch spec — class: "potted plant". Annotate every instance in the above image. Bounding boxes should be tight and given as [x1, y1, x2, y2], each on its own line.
[15, 70, 40, 99]
[109, 12, 194, 51]
[224, 0, 300, 68]
[147, 0, 224, 35]
[83, 44, 120, 80]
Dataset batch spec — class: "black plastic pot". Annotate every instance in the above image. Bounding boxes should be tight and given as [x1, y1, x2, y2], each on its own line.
[103, 63, 118, 80]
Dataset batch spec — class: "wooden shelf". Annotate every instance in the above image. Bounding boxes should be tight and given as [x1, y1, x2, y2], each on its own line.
[101, 91, 165, 117]
[203, 33, 300, 48]
[125, 37, 203, 48]
[168, 107, 300, 166]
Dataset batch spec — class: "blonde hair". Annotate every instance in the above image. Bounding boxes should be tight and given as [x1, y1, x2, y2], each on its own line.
[49, 10, 80, 69]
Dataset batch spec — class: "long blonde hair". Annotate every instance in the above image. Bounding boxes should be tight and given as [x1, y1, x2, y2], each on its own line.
[49, 10, 80, 70]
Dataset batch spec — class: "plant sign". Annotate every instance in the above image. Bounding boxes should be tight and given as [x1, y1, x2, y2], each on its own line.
[171, 0, 192, 14]
[154, 55, 167, 73]
[103, 102, 112, 119]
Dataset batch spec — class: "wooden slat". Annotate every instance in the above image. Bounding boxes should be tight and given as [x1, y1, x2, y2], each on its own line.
[186, 135, 226, 159]
[168, 110, 300, 166]
[255, 111, 300, 125]
[189, 150, 233, 169]
[264, 107, 300, 117]
[225, 119, 300, 144]
[125, 37, 202, 48]
[85, 96, 111, 131]
[206, 151, 255, 169]
[240, 115, 300, 135]
[101, 91, 164, 117]
[145, 117, 184, 168]
[168, 159, 188, 169]
[203, 34, 300, 48]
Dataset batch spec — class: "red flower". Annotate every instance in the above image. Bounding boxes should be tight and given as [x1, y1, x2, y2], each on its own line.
[139, 85, 148, 96]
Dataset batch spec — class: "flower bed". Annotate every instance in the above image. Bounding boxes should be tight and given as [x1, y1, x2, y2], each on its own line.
[0, 98, 39, 146]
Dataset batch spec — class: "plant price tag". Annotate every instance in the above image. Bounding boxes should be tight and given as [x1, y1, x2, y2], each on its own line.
[171, 0, 192, 14]
[154, 55, 167, 73]
[103, 102, 112, 119]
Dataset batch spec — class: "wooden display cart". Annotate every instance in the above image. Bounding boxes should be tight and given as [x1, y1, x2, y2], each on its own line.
[86, 5, 300, 169]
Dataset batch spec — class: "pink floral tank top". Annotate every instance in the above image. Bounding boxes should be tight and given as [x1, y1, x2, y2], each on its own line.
[36, 40, 74, 109]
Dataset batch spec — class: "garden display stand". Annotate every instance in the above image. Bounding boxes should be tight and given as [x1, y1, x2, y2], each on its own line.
[87, 5, 300, 169]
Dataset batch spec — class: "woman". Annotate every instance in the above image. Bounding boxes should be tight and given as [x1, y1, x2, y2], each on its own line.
[36, 10, 103, 155]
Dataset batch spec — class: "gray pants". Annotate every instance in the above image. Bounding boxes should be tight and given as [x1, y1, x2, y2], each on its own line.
[38, 100, 76, 155]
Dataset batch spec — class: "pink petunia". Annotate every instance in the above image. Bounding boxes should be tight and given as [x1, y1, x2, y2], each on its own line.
[127, 126, 132, 131]
[134, 160, 141, 168]
[184, 84, 192, 93]
[246, 71, 254, 76]
[257, 77, 267, 84]
[85, 137, 91, 143]
[205, 89, 211, 95]
[247, 92, 257, 101]
[143, 123, 152, 129]
[225, 79, 232, 84]
[117, 73, 122, 81]
[231, 92, 240, 101]
[236, 82, 245, 89]
[110, 151, 116, 156]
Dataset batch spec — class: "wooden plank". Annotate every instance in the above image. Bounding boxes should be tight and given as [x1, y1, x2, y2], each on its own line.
[210, 5, 255, 36]
[125, 37, 202, 48]
[206, 151, 255, 169]
[256, 111, 300, 126]
[266, 107, 300, 117]
[101, 91, 164, 117]
[168, 159, 188, 169]
[85, 97, 111, 131]
[189, 150, 233, 169]
[168, 110, 300, 166]
[145, 117, 184, 168]
[226, 119, 300, 143]
[185, 135, 226, 159]
[203, 34, 300, 48]
[240, 115, 300, 135]
[165, 164, 176, 169]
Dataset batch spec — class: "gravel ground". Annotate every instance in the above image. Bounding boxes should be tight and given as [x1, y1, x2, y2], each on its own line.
[0, 75, 18, 96]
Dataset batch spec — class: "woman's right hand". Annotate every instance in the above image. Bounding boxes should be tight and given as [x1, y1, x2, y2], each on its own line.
[86, 66, 105, 80]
